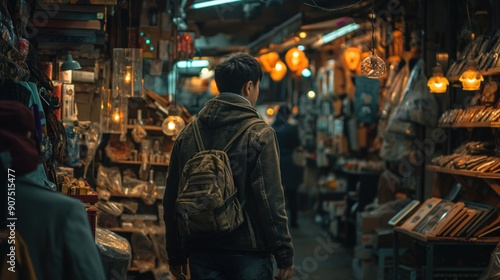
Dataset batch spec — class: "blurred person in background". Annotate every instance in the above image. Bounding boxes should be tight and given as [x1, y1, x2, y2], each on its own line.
[272, 105, 303, 228]
[0, 101, 106, 280]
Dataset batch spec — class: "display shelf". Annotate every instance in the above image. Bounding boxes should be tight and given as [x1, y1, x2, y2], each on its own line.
[427, 164, 500, 196]
[106, 227, 143, 233]
[448, 66, 500, 82]
[68, 191, 99, 204]
[426, 165, 500, 179]
[394, 226, 500, 244]
[439, 121, 500, 128]
[126, 125, 163, 132]
[110, 193, 162, 200]
[110, 159, 169, 166]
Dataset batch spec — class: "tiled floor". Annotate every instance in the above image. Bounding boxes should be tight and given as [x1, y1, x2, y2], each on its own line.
[288, 212, 355, 280]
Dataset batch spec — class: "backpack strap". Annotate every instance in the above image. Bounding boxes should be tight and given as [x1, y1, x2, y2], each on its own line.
[192, 120, 206, 151]
[222, 119, 263, 153]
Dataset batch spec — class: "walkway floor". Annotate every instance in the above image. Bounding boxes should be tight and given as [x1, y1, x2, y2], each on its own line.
[285, 211, 355, 280]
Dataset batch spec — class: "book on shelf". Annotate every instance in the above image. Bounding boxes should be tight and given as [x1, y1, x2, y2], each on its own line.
[427, 201, 465, 237]
[449, 208, 477, 237]
[401, 197, 442, 231]
[388, 200, 421, 226]
[465, 204, 497, 238]
[417, 201, 454, 236]
[473, 209, 500, 237]
[442, 208, 468, 237]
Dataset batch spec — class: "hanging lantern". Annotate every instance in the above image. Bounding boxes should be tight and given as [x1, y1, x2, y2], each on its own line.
[210, 79, 219, 95]
[270, 60, 287, 82]
[259, 52, 280, 73]
[459, 60, 484, 91]
[285, 47, 308, 72]
[162, 105, 185, 138]
[361, 52, 386, 79]
[343, 47, 362, 71]
[427, 64, 449, 93]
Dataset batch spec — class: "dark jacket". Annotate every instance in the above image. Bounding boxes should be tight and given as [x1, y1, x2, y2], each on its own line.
[164, 93, 293, 269]
[272, 116, 303, 191]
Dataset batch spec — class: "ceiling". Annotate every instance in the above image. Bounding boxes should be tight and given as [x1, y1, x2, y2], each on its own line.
[182, 0, 392, 56]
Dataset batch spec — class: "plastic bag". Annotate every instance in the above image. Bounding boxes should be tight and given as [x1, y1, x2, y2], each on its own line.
[387, 59, 439, 135]
[479, 242, 500, 280]
[131, 231, 156, 273]
[95, 228, 132, 280]
[97, 200, 125, 217]
[97, 165, 122, 194]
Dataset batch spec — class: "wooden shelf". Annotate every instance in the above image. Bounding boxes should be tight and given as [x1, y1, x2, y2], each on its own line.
[427, 165, 500, 196]
[110, 193, 162, 200]
[111, 160, 169, 167]
[448, 67, 500, 82]
[106, 227, 143, 233]
[439, 121, 500, 128]
[394, 226, 500, 244]
[426, 165, 500, 179]
[126, 125, 163, 132]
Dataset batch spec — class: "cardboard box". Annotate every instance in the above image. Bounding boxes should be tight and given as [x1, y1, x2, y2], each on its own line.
[355, 233, 376, 259]
[358, 211, 397, 234]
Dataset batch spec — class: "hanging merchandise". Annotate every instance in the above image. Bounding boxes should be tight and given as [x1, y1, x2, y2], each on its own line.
[427, 63, 449, 93]
[381, 60, 439, 161]
[354, 76, 380, 124]
[131, 109, 147, 143]
[361, 0, 386, 79]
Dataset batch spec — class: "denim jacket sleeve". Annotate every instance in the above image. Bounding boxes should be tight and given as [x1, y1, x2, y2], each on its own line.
[250, 127, 294, 269]
[163, 140, 188, 266]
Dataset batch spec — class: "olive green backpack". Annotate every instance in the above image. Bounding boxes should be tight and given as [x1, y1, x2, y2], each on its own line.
[176, 118, 262, 239]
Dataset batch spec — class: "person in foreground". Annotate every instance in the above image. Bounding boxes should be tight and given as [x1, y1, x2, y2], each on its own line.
[164, 53, 294, 280]
[0, 101, 106, 280]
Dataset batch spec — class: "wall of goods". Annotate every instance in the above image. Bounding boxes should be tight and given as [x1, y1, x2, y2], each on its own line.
[28, 0, 193, 277]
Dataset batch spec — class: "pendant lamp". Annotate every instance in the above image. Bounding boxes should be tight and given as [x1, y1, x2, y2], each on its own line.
[344, 47, 362, 71]
[285, 47, 309, 73]
[427, 64, 449, 93]
[270, 60, 287, 82]
[259, 52, 280, 73]
[459, 60, 483, 91]
[162, 105, 185, 137]
[361, 0, 386, 79]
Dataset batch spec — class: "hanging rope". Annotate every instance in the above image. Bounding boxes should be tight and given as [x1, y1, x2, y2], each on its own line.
[304, 0, 362, 12]
[370, 0, 375, 54]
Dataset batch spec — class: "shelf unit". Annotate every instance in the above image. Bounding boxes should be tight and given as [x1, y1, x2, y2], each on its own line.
[110, 193, 163, 200]
[438, 121, 500, 128]
[105, 227, 143, 233]
[110, 159, 169, 167]
[126, 125, 163, 132]
[393, 227, 499, 280]
[426, 165, 500, 196]
[448, 67, 500, 82]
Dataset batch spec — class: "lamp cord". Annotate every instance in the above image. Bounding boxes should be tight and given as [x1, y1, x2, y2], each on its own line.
[304, 0, 362, 12]
[371, 0, 375, 55]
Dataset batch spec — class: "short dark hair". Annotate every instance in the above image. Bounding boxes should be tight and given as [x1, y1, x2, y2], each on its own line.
[214, 53, 262, 94]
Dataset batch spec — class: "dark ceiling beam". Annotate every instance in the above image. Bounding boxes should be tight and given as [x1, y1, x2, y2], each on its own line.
[246, 12, 303, 55]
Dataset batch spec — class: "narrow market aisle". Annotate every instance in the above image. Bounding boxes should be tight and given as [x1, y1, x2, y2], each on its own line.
[289, 212, 354, 280]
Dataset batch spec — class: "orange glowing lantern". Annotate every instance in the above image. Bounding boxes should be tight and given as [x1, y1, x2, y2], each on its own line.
[343, 47, 362, 71]
[427, 64, 449, 93]
[270, 60, 287, 82]
[259, 52, 280, 73]
[459, 60, 484, 91]
[285, 47, 308, 72]
[210, 79, 219, 95]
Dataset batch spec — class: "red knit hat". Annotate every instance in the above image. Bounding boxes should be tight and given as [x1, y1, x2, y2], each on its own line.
[0, 101, 40, 176]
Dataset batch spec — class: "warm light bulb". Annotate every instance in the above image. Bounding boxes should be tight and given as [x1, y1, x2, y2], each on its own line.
[299, 32, 307, 39]
[307, 90, 316, 99]
[124, 66, 132, 83]
[361, 53, 386, 79]
[266, 108, 274, 116]
[427, 64, 449, 93]
[112, 110, 121, 122]
[275, 62, 283, 71]
[200, 67, 210, 75]
[459, 61, 484, 91]
[167, 121, 176, 131]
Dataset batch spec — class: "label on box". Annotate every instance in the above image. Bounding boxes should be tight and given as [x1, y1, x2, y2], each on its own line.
[62, 84, 77, 121]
